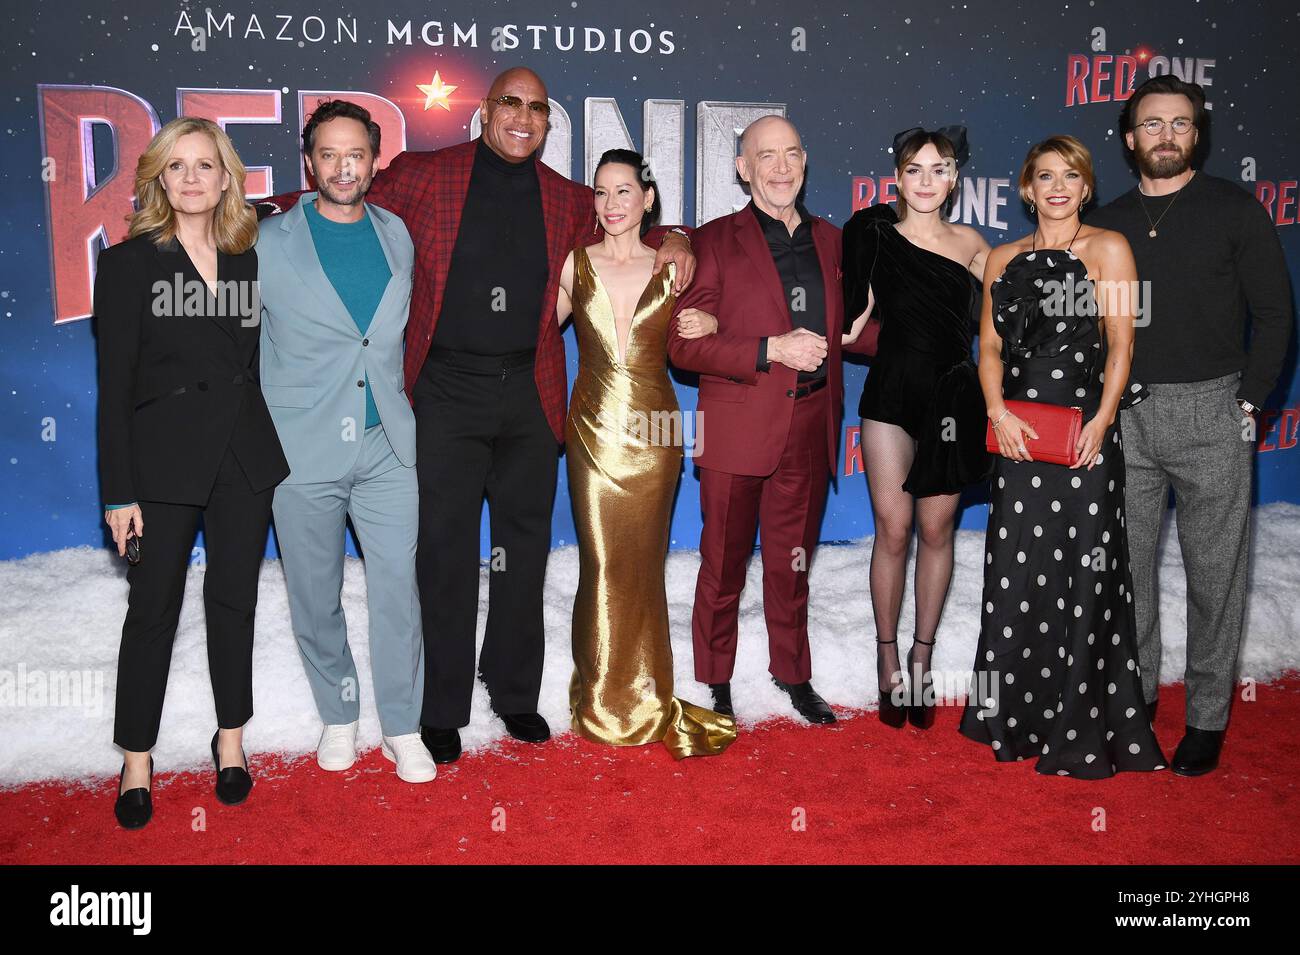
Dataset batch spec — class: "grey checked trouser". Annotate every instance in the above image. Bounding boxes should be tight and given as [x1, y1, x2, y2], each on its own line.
[1120, 372, 1254, 731]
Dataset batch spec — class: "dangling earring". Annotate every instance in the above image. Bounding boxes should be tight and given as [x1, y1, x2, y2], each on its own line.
[592, 217, 599, 236]
[1030, 201, 1037, 215]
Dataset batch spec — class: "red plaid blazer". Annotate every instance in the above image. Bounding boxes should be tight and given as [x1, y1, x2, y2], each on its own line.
[364, 141, 595, 441]
[264, 139, 681, 442]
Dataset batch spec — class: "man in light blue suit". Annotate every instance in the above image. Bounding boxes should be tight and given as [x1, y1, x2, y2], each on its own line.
[257, 100, 435, 783]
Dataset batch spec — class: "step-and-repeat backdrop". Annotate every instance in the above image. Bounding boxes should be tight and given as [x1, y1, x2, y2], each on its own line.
[2, 1, 1296, 559]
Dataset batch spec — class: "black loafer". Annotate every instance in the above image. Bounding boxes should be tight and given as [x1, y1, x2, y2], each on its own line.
[421, 726, 462, 764]
[1171, 726, 1224, 777]
[211, 730, 253, 805]
[114, 757, 153, 830]
[773, 678, 837, 724]
[709, 682, 734, 717]
[496, 711, 551, 743]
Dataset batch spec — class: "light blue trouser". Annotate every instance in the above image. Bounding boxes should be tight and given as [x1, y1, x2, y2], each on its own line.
[272, 425, 423, 737]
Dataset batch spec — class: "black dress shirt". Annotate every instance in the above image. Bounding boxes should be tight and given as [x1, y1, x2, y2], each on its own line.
[434, 139, 549, 356]
[751, 201, 827, 382]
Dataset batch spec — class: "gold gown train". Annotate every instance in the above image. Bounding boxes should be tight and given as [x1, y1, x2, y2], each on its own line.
[565, 247, 736, 759]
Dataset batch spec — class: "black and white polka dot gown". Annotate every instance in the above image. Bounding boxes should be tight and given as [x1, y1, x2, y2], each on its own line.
[958, 248, 1167, 779]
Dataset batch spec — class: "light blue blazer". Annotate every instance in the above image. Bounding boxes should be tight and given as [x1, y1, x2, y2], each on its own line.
[257, 194, 416, 484]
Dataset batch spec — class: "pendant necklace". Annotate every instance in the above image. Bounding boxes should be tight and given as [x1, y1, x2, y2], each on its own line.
[1136, 171, 1194, 238]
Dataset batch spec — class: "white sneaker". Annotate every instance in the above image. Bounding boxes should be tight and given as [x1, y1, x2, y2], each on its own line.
[381, 733, 437, 783]
[317, 721, 359, 771]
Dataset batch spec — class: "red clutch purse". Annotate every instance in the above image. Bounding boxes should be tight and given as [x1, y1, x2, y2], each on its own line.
[985, 400, 1083, 466]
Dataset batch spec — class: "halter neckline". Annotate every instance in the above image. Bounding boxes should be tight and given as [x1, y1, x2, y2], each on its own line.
[1031, 218, 1083, 253]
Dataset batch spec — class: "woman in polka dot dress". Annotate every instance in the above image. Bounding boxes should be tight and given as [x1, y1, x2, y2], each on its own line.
[958, 136, 1166, 778]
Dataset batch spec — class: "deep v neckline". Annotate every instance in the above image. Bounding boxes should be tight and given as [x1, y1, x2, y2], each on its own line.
[582, 246, 658, 366]
[176, 239, 222, 297]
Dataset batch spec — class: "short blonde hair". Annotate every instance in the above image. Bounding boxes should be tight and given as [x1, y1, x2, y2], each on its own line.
[128, 117, 257, 254]
[1018, 135, 1096, 208]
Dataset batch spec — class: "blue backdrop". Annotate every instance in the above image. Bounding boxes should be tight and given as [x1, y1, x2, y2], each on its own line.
[1, 0, 1296, 560]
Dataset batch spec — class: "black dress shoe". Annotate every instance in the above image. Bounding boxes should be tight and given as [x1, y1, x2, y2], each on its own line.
[420, 726, 462, 764]
[496, 711, 551, 743]
[772, 678, 837, 724]
[1171, 726, 1224, 777]
[114, 757, 153, 830]
[210, 730, 253, 805]
[709, 682, 734, 717]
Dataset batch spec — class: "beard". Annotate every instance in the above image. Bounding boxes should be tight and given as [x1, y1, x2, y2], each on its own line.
[317, 175, 370, 206]
[1136, 142, 1192, 179]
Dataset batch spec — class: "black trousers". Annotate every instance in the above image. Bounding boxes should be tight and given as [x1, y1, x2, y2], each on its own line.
[413, 347, 559, 728]
[113, 445, 275, 752]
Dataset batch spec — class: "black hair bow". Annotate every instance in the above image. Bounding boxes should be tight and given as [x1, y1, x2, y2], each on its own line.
[891, 125, 970, 167]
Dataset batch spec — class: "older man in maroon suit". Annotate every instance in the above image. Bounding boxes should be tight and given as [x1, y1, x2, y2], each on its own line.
[269, 68, 693, 762]
[669, 116, 846, 723]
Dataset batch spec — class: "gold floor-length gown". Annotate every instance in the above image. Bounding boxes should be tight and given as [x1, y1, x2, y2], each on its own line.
[565, 247, 737, 759]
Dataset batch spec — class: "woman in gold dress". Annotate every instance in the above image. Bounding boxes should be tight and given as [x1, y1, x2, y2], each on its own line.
[556, 149, 737, 759]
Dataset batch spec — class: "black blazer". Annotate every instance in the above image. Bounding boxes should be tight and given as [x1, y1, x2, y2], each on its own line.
[94, 233, 289, 507]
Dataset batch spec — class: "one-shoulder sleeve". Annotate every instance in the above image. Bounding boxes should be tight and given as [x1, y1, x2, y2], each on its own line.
[841, 203, 896, 322]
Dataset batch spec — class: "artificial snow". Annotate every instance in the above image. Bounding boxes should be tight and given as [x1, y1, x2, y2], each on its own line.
[1, 504, 1298, 786]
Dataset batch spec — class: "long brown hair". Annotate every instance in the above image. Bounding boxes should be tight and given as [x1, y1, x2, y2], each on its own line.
[127, 117, 257, 253]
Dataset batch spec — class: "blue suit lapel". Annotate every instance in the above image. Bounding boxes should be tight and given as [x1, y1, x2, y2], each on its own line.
[279, 194, 361, 336]
[361, 203, 404, 337]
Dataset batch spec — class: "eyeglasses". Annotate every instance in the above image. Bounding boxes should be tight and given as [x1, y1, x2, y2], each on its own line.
[1136, 118, 1194, 136]
[489, 94, 551, 118]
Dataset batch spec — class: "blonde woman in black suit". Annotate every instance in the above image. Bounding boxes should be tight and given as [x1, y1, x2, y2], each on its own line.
[96, 117, 289, 828]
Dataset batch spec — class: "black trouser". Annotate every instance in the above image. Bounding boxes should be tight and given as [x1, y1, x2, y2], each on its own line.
[413, 347, 559, 728]
[113, 446, 275, 752]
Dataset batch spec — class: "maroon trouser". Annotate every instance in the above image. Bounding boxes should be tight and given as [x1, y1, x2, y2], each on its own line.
[692, 387, 831, 685]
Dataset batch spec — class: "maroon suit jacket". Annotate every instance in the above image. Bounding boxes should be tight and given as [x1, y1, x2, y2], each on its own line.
[363, 139, 594, 442]
[669, 204, 845, 477]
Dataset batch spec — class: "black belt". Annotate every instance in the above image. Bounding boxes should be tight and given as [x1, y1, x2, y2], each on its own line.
[424, 347, 536, 377]
[133, 374, 246, 411]
[787, 377, 828, 399]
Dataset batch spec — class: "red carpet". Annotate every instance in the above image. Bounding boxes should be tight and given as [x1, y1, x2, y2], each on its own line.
[4, 676, 1298, 865]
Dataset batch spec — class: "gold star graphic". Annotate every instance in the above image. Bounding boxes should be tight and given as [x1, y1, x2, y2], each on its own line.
[417, 71, 458, 112]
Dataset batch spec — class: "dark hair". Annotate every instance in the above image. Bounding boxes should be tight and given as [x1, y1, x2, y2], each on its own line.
[302, 99, 381, 157]
[1119, 75, 1207, 142]
[594, 148, 661, 236]
[893, 131, 959, 221]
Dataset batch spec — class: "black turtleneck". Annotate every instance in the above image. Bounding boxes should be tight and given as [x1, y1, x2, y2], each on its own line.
[433, 138, 549, 355]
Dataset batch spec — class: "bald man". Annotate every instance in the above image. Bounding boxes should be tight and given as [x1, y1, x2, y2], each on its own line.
[669, 116, 847, 724]
[267, 67, 695, 762]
